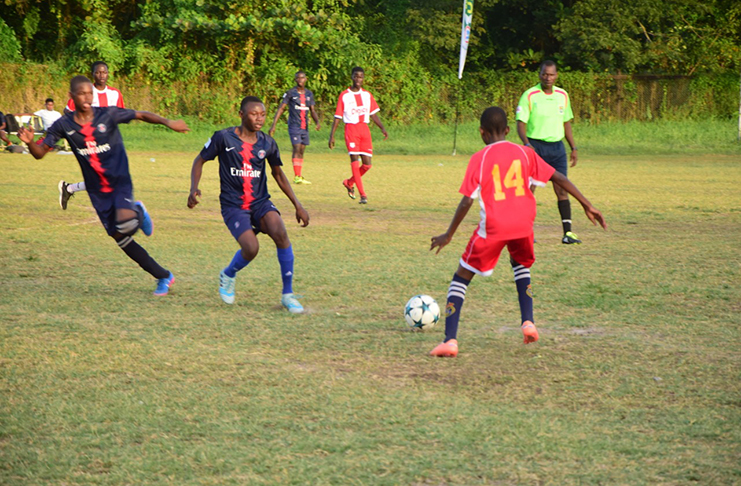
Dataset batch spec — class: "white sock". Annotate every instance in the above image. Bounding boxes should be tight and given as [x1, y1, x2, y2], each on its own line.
[68, 182, 86, 193]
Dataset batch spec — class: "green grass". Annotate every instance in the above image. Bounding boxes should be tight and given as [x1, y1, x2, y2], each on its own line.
[1, 125, 740, 484]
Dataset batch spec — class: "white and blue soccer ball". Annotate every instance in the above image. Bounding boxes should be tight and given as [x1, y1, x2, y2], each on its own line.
[404, 294, 440, 330]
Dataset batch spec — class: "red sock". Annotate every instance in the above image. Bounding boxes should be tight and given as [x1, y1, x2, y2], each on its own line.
[292, 158, 302, 177]
[350, 161, 365, 196]
[360, 164, 371, 177]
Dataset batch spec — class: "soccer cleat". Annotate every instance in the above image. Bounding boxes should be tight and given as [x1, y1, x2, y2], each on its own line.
[359, 196, 368, 204]
[219, 270, 236, 304]
[430, 339, 458, 357]
[562, 231, 581, 244]
[297, 176, 312, 185]
[58, 180, 73, 210]
[293, 176, 302, 184]
[154, 272, 175, 296]
[136, 201, 153, 236]
[342, 179, 356, 199]
[281, 293, 304, 314]
[522, 321, 539, 344]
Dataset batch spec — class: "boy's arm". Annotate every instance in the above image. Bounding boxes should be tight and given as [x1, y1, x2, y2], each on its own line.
[517, 121, 530, 146]
[550, 172, 606, 229]
[187, 155, 207, 208]
[271, 165, 309, 227]
[328, 118, 341, 149]
[268, 102, 287, 137]
[17, 126, 51, 159]
[134, 111, 189, 133]
[430, 196, 474, 254]
[310, 105, 321, 130]
[370, 113, 388, 140]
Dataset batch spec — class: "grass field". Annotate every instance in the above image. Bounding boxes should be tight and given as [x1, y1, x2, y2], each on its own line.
[1, 121, 740, 485]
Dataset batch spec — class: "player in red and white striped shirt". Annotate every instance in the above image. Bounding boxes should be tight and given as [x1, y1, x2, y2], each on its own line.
[328, 67, 388, 204]
[59, 61, 126, 209]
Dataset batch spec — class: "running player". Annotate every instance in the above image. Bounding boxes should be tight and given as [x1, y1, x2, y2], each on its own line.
[59, 61, 126, 209]
[188, 96, 310, 313]
[268, 70, 320, 185]
[428, 107, 606, 357]
[18, 75, 189, 296]
[516, 60, 582, 244]
[328, 66, 388, 204]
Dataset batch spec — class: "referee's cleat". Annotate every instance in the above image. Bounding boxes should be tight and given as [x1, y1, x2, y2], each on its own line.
[154, 272, 175, 296]
[521, 321, 539, 344]
[561, 231, 581, 244]
[342, 179, 356, 199]
[136, 201, 153, 236]
[58, 180, 73, 210]
[430, 339, 458, 357]
[359, 196, 368, 204]
[281, 293, 304, 313]
[219, 270, 236, 304]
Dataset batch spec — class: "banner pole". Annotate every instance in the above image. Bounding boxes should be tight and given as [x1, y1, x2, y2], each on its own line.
[452, 79, 460, 156]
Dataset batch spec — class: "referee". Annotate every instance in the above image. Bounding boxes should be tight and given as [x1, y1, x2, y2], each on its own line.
[516, 60, 581, 244]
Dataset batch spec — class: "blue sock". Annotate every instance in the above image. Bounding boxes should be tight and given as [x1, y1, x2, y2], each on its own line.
[224, 250, 250, 278]
[277, 245, 294, 295]
[444, 273, 471, 342]
[512, 261, 534, 324]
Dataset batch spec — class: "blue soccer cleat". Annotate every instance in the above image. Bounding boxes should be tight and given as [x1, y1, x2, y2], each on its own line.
[281, 293, 304, 314]
[154, 272, 175, 296]
[136, 201, 153, 236]
[219, 270, 236, 304]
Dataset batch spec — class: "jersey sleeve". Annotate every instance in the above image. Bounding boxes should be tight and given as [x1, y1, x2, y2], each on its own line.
[65, 99, 75, 112]
[110, 107, 137, 125]
[281, 91, 290, 105]
[527, 147, 556, 187]
[515, 91, 530, 123]
[563, 92, 573, 122]
[116, 89, 125, 108]
[42, 118, 65, 149]
[266, 136, 283, 167]
[334, 92, 345, 119]
[199, 130, 223, 161]
[369, 93, 380, 115]
[306, 89, 315, 107]
[459, 152, 483, 198]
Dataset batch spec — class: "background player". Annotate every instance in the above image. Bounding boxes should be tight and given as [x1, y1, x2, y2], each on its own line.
[188, 96, 310, 313]
[516, 60, 582, 244]
[268, 70, 321, 185]
[18, 75, 189, 296]
[328, 66, 388, 205]
[428, 106, 606, 358]
[59, 61, 126, 209]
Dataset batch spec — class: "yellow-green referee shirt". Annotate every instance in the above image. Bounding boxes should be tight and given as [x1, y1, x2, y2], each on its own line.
[516, 83, 573, 142]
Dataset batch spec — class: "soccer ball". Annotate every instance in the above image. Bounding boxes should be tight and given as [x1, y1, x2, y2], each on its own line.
[404, 294, 440, 330]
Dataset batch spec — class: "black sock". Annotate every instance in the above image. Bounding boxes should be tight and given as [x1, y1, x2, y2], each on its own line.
[116, 237, 169, 279]
[511, 260, 534, 324]
[444, 273, 471, 342]
[558, 199, 572, 234]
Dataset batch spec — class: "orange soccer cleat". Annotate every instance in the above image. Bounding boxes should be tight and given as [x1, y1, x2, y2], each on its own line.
[521, 321, 539, 344]
[429, 339, 459, 357]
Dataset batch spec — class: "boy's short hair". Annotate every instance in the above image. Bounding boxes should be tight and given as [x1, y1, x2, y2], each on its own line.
[539, 59, 557, 72]
[91, 61, 108, 73]
[70, 75, 92, 93]
[295, 70, 306, 77]
[480, 106, 508, 134]
[240, 96, 263, 111]
[45, 98, 54, 104]
[351, 66, 364, 75]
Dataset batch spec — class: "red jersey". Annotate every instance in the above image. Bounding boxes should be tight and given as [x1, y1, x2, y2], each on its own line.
[66, 86, 125, 111]
[459, 141, 555, 240]
[334, 88, 379, 125]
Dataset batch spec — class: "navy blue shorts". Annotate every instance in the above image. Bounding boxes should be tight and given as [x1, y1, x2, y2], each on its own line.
[529, 139, 568, 176]
[222, 199, 280, 240]
[88, 184, 137, 236]
[288, 128, 310, 146]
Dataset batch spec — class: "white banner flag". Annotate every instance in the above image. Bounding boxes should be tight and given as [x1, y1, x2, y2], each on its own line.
[458, 0, 474, 79]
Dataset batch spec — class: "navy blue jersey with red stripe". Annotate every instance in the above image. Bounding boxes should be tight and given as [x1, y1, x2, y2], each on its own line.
[199, 128, 283, 210]
[281, 87, 315, 130]
[43, 107, 136, 194]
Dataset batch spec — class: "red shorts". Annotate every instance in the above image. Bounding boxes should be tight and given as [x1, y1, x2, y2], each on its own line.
[460, 230, 535, 276]
[344, 123, 373, 156]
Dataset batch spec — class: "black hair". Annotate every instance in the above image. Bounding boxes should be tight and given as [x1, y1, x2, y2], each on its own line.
[91, 61, 108, 73]
[539, 60, 557, 73]
[296, 70, 306, 76]
[351, 66, 364, 75]
[70, 75, 92, 93]
[480, 106, 508, 134]
[45, 98, 54, 104]
[240, 96, 263, 111]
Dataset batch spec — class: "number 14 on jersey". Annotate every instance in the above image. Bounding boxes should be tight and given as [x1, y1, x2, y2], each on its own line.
[492, 159, 525, 201]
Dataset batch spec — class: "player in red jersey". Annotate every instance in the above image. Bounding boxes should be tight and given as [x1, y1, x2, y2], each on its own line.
[59, 61, 126, 209]
[328, 67, 388, 204]
[428, 106, 606, 357]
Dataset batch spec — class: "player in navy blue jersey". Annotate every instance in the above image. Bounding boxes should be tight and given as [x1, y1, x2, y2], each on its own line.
[188, 96, 310, 313]
[268, 71, 320, 185]
[17, 75, 189, 296]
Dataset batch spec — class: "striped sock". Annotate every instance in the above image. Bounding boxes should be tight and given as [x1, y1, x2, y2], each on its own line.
[292, 158, 302, 177]
[512, 261, 533, 324]
[444, 273, 471, 342]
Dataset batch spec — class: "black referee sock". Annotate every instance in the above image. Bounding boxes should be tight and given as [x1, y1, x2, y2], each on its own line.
[117, 237, 170, 279]
[558, 199, 572, 234]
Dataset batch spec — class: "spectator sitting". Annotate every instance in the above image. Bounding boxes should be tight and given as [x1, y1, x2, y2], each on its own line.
[35, 98, 63, 131]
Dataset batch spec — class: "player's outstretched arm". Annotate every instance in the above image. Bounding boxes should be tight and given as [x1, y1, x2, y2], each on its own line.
[430, 196, 474, 254]
[328, 118, 341, 149]
[370, 113, 388, 140]
[550, 172, 606, 229]
[17, 126, 50, 159]
[271, 165, 309, 227]
[268, 102, 287, 137]
[188, 155, 207, 209]
[134, 111, 190, 133]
